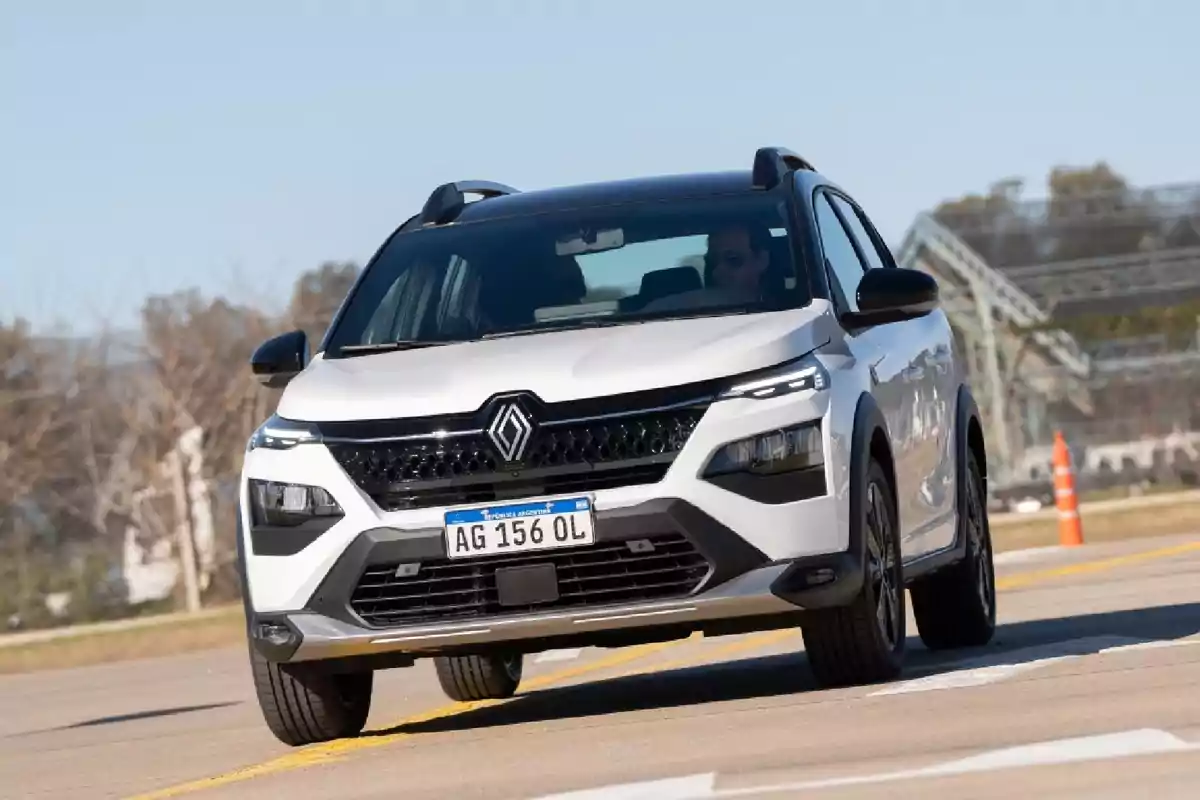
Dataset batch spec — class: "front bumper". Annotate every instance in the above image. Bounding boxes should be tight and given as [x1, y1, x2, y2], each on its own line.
[249, 498, 866, 664]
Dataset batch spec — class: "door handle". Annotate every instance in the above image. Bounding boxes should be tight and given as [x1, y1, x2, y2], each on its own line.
[867, 352, 886, 386]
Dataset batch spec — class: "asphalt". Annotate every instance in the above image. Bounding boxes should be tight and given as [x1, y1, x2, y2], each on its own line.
[3, 532, 1199, 800]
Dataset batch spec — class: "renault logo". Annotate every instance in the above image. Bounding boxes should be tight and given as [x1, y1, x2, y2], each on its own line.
[487, 401, 535, 463]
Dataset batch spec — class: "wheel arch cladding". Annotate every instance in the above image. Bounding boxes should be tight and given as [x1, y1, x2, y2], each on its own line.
[954, 382, 987, 489]
[953, 382, 986, 558]
[961, 386, 988, 482]
[869, 429, 896, 503]
[852, 392, 896, 548]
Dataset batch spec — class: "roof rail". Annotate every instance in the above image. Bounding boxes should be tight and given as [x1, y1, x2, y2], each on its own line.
[752, 147, 817, 189]
[417, 180, 520, 226]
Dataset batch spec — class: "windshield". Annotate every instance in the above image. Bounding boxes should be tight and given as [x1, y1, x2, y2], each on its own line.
[323, 191, 808, 356]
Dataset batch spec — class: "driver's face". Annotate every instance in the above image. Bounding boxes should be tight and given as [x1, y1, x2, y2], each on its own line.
[707, 228, 768, 292]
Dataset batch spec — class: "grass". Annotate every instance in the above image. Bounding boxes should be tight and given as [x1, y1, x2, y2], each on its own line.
[991, 497, 1200, 552]
[3, 494, 1198, 676]
[0, 606, 245, 676]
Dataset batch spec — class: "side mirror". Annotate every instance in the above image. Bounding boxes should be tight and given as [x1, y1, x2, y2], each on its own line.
[844, 268, 939, 329]
[251, 330, 309, 388]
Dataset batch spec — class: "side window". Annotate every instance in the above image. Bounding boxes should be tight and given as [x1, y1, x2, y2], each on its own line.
[814, 193, 868, 313]
[436, 256, 476, 325]
[360, 259, 446, 343]
[362, 271, 411, 344]
[830, 195, 890, 271]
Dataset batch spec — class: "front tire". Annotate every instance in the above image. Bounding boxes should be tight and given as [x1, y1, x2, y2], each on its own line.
[909, 447, 997, 649]
[434, 652, 523, 702]
[249, 643, 373, 747]
[802, 458, 906, 687]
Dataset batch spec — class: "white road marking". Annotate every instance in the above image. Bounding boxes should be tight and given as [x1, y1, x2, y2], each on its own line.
[531, 772, 716, 799]
[869, 635, 1145, 696]
[992, 546, 1066, 565]
[529, 730, 1198, 799]
[535, 649, 583, 663]
[867, 659, 1075, 696]
[1098, 637, 1200, 655]
[711, 729, 1197, 796]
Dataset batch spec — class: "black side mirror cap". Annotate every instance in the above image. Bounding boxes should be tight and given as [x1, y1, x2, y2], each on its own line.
[251, 330, 310, 388]
[842, 268, 939, 329]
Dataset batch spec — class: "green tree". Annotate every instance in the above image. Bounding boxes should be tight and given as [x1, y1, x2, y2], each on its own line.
[933, 177, 1042, 268]
[1043, 162, 1159, 262]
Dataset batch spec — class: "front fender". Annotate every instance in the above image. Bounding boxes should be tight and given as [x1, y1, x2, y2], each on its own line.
[768, 392, 892, 609]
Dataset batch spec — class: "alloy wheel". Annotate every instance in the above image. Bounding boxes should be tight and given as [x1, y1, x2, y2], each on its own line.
[500, 653, 523, 682]
[966, 464, 994, 619]
[866, 481, 901, 650]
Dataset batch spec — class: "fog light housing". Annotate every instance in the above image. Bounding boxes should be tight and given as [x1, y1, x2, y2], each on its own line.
[249, 480, 343, 528]
[257, 621, 297, 648]
[704, 422, 823, 478]
[702, 422, 826, 504]
[800, 567, 837, 587]
[251, 618, 303, 661]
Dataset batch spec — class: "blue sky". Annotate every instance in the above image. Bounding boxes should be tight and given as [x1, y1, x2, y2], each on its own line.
[3, 0, 1196, 334]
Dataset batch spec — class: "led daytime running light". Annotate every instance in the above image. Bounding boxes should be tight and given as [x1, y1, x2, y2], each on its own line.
[720, 359, 830, 401]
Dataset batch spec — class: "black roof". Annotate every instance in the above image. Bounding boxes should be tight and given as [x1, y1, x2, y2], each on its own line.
[453, 170, 763, 223]
[400, 147, 825, 230]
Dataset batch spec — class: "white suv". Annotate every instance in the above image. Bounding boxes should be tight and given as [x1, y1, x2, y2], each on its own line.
[238, 147, 997, 746]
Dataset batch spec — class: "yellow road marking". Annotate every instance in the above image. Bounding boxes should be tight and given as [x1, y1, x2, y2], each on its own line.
[124, 639, 682, 800]
[619, 629, 799, 680]
[995, 540, 1200, 591]
[125, 537, 1200, 798]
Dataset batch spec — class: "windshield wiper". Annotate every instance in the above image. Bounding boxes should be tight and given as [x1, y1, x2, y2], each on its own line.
[334, 339, 466, 356]
[481, 317, 631, 339]
[481, 308, 758, 340]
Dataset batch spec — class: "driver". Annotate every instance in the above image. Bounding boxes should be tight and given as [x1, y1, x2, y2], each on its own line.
[705, 224, 773, 296]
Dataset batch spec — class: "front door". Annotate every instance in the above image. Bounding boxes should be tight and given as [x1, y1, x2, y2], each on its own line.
[823, 192, 956, 558]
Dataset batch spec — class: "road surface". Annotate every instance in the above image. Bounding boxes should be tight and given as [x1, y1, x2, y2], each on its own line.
[3, 532, 1199, 800]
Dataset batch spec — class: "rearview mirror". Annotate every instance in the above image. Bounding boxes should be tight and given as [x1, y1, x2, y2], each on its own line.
[843, 268, 939, 329]
[251, 330, 309, 388]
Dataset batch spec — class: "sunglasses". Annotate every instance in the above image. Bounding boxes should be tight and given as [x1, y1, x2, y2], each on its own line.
[707, 250, 752, 269]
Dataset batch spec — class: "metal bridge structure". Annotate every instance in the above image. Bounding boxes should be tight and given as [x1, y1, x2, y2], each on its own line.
[894, 178, 1200, 488]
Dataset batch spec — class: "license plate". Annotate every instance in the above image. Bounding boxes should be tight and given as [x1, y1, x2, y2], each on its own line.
[443, 497, 595, 559]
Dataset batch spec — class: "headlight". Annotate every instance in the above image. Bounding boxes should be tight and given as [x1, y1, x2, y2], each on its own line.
[248, 414, 323, 451]
[717, 355, 829, 401]
[703, 422, 823, 477]
[249, 479, 343, 528]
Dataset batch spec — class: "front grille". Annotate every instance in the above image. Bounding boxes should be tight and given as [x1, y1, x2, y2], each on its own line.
[348, 533, 712, 628]
[327, 405, 707, 511]
[374, 463, 671, 513]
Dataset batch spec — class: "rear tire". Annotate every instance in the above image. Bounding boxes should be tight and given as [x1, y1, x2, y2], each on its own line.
[434, 652, 523, 702]
[910, 447, 997, 650]
[249, 643, 373, 747]
[802, 458, 906, 688]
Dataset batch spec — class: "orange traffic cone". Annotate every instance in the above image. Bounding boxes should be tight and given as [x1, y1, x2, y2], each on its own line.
[1052, 431, 1084, 546]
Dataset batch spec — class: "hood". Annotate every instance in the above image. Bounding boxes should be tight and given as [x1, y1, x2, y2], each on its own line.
[276, 303, 835, 421]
